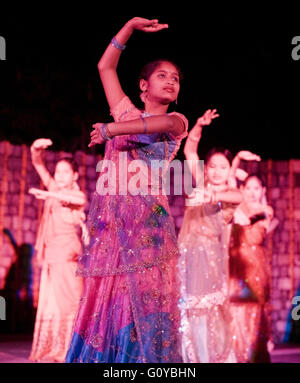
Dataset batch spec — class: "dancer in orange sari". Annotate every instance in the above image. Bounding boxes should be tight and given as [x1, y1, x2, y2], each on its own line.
[29, 138, 86, 362]
[229, 172, 274, 363]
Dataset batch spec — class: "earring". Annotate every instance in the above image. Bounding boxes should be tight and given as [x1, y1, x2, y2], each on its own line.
[140, 91, 147, 103]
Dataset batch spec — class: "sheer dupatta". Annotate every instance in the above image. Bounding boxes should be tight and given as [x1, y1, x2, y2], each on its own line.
[178, 202, 233, 363]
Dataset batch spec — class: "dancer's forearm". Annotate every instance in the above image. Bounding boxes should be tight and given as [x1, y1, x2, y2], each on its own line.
[48, 191, 85, 206]
[184, 126, 203, 161]
[30, 147, 51, 188]
[106, 114, 185, 137]
[34, 189, 85, 206]
[215, 189, 242, 205]
[98, 21, 133, 72]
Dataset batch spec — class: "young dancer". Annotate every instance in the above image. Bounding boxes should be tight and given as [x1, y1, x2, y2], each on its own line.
[66, 17, 189, 363]
[229, 173, 274, 362]
[29, 138, 86, 362]
[178, 110, 242, 363]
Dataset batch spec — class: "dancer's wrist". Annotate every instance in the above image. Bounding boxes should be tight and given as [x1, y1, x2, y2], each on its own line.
[106, 123, 113, 139]
[99, 123, 113, 141]
[125, 19, 135, 34]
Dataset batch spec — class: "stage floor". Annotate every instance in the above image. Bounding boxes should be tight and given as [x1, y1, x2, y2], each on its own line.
[0, 334, 300, 363]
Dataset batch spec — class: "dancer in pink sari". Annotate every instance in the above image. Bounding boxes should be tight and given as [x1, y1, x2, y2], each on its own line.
[29, 139, 86, 362]
[66, 17, 188, 363]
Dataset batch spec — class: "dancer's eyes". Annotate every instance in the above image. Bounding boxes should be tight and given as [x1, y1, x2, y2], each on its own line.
[157, 72, 179, 82]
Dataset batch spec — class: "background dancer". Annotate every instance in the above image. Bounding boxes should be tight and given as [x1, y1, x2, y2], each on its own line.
[229, 172, 275, 363]
[178, 109, 242, 363]
[29, 138, 86, 362]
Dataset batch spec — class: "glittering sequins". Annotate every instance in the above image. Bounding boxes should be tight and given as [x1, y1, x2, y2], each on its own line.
[152, 203, 168, 217]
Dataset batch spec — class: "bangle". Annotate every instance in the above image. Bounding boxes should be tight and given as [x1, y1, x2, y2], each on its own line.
[100, 123, 112, 141]
[140, 115, 147, 134]
[111, 37, 126, 51]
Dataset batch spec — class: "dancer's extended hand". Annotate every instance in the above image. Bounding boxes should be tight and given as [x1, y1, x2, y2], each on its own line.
[196, 109, 219, 127]
[88, 124, 106, 148]
[31, 138, 53, 151]
[236, 151, 261, 162]
[234, 209, 251, 226]
[128, 17, 169, 33]
[28, 188, 48, 200]
[188, 109, 219, 142]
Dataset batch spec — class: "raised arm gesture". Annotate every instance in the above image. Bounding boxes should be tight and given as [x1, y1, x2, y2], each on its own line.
[184, 109, 219, 186]
[98, 17, 168, 111]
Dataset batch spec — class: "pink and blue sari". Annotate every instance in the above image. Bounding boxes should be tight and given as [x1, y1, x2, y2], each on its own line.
[65, 97, 188, 363]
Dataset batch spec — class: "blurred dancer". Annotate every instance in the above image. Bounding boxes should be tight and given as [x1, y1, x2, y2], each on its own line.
[178, 110, 242, 363]
[229, 172, 274, 363]
[29, 138, 86, 362]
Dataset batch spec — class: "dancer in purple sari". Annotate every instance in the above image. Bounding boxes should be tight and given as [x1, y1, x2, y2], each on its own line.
[66, 17, 188, 363]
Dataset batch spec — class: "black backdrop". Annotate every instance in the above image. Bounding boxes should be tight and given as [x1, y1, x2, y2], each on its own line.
[0, 11, 299, 160]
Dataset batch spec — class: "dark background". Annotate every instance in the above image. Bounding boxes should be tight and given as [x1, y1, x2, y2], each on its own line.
[0, 10, 299, 160]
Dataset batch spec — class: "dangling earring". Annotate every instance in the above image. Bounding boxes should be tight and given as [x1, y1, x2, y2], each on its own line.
[175, 98, 178, 105]
[140, 90, 147, 103]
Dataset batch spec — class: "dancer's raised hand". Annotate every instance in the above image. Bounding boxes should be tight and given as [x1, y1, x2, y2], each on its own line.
[128, 17, 168, 33]
[236, 150, 261, 162]
[31, 138, 53, 151]
[187, 109, 219, 144]
[196, 109, 219, 127]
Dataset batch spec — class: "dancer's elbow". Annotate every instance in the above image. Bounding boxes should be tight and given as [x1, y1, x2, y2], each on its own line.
[167, 116, 185, 137]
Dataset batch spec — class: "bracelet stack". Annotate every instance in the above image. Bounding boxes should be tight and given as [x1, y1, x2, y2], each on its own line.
[100, 123, 112, 141]
[111, 37, 126, 51]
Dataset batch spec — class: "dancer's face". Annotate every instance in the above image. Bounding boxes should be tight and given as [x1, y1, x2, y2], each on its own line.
[206, 153, 231, 187]
[242, 177, 265, 204]
[54, 160, 78, 190]
[141, 62, 180, 105]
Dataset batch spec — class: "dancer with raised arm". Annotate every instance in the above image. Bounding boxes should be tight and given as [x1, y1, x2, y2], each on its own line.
[178, 110, 242, 363]
[29, 138, 86, 363]
[66, 17, 188, 363]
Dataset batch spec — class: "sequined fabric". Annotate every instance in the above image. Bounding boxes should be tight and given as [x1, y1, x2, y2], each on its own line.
[229, 215, 271, 363]
[178, 202, 238, 363]
[66, 97, 188, 363]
